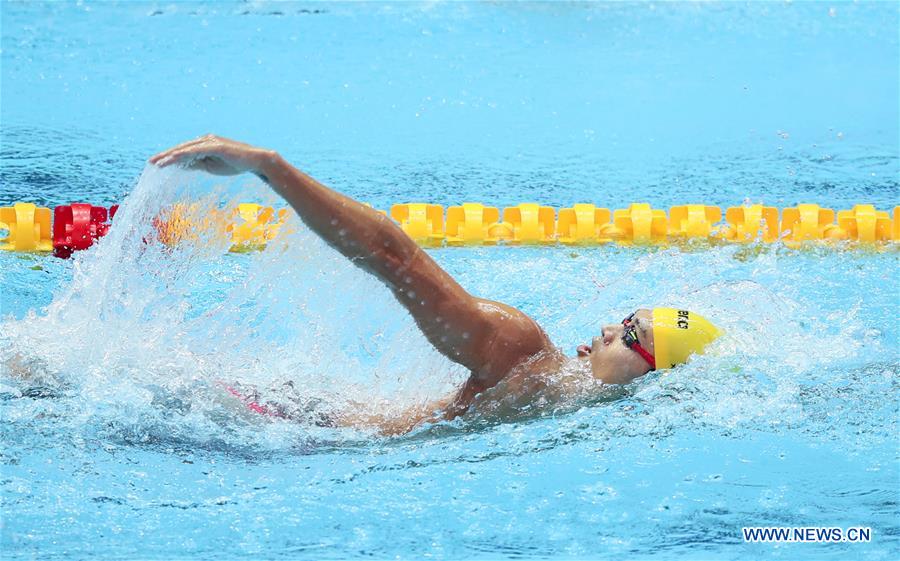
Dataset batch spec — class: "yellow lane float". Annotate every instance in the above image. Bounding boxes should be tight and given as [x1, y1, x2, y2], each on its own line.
[780, 204, 840, 246]
[612, 203, 668, 244]
[502, 203, 557, 244]
[389, 203, 445, 247]
[894, 206, 900, 242]
[668, 205, 722, 239]
[833, 204, 892, 243]
[0, 203, 53, 252]
[719, 205, 780, 243]
[228, 203, 288, 251]
[154, 202, 228, 247]
[445, 203, 503, 245]
[557, 204, 614, 244]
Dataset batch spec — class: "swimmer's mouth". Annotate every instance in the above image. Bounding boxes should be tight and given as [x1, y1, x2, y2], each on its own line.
[577, 344, 592, 357]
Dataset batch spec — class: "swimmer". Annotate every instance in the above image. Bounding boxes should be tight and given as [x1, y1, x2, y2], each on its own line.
[150, 135, 721, 435]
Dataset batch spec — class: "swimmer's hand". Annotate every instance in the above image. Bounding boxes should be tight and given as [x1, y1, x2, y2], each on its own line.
[150, 134, 276, 177]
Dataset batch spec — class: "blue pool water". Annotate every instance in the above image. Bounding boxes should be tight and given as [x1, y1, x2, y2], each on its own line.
[1, 2, 898, 560]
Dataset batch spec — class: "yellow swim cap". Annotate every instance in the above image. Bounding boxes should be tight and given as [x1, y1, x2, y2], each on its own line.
[652, 308, 722, 370]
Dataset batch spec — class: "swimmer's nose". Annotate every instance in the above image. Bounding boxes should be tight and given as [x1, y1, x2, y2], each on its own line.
[601, 325, 618, 345]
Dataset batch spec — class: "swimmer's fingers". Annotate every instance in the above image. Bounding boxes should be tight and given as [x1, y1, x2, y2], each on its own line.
[151, 148, 192, 168]
[158, 149, 239, 175]
[152, 149, 204, 169]
[150, 134, 244, 166]
[149, 134, 216, 165]
[186, 155, 242, 176]
[150, 135, 261, 175]
[154, 146, 246, 176]
[151, 140, 221, 168]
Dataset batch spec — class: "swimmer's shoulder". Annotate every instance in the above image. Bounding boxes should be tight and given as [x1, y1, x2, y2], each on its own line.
[443, 300, 563, 422]
[473, 298, 558, 374]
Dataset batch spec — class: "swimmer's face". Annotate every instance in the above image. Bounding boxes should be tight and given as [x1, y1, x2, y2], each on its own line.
[577, 308, 655, 385]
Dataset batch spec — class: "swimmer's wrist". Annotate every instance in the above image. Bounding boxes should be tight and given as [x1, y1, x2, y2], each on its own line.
[252, 149, 285, 185]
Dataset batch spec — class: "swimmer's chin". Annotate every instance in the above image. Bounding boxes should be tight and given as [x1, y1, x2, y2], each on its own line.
[563, 353, 651, 388]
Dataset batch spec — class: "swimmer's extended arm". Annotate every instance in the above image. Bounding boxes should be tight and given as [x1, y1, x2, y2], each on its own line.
[151, 136, 552, 384]
[332, 394, 456, 436]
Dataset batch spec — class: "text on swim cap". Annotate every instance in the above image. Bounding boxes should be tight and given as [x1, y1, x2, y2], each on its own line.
[677, 310, 689, 329]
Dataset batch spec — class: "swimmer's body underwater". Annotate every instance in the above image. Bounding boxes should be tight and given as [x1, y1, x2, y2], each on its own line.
[151, 135, 722, 435]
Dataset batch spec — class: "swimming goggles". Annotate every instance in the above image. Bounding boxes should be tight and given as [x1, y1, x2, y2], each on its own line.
[622, 312, 656, 370]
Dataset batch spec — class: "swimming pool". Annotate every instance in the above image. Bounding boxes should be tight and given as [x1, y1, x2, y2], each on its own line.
[1, 2, 898, 560]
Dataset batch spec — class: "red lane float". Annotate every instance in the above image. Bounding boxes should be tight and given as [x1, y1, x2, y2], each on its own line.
[52, 203, 118, 258]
